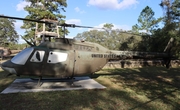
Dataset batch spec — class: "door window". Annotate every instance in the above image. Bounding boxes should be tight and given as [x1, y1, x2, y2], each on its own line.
[30, 50, 45, 62]
[47, 51, 67, 63]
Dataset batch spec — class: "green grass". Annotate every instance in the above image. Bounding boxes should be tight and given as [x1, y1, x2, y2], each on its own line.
[0, 66, 180, 110]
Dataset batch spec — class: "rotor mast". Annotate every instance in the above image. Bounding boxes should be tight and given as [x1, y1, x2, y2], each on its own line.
[35, 19, 59, 43]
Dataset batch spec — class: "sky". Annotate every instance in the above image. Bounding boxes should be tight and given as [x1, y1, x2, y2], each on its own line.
[0, 0, 164, 44]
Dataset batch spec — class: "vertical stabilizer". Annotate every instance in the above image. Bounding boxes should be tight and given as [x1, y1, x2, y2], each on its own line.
[164, 38, 174, 53]
[163, 38, 175, 68]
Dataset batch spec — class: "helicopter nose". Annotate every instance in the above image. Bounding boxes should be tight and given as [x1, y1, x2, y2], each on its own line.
[1, 60, 17, 74]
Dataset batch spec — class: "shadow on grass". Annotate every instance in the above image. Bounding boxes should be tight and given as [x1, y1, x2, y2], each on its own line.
[93, 66, 180, 109]
[0, 87, 161, 110]
[0, 67, 179, 110]
[0, 69, 16, 92]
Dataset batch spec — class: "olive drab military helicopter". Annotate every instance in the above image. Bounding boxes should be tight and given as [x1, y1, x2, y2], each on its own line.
[0, 15, 174, 83]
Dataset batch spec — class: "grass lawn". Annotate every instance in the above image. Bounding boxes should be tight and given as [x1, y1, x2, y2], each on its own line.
[0, 66, 180, 110]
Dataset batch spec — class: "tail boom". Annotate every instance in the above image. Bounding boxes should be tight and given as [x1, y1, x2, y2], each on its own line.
[109, 50, 169, 60]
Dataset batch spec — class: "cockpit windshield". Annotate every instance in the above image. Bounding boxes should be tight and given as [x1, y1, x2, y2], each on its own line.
[11, 47, 34, 65]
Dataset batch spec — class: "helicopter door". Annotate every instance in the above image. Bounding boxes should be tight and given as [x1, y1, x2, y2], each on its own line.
[25, 50, 45, 76]
[41, 50, 70, 78]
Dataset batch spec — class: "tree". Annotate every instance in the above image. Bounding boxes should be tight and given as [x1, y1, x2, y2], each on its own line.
[75, 23, 142, 50]
[131, 6, 166, 52]
[0, 17, 19, 45]
[159, 0, 180, 57]
[103, 23, 114, 31]
[132, 6, 162, 34]
[132, 24, 139, 34]
[160, 0, 180, 30]
[171, 0, 180, 31]
[21, 0, 67, 40]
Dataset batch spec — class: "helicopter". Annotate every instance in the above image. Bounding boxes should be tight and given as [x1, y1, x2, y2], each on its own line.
[0, 15, 174, 83]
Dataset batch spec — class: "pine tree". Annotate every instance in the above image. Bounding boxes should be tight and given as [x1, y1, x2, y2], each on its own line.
[132, 6, 162, 34]
[21, 0, 67, 40]
[159, 0, 180, 57]
[0, 17, 19, 44]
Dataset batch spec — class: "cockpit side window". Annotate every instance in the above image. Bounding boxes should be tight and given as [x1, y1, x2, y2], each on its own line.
[47, 51, 67, 63]
[11, 47, 34, 65]
[30, 50, 45, 62]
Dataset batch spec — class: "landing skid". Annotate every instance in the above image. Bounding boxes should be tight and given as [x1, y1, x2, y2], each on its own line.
[30, 77, 75, 82]
[30, 77, 81, 88]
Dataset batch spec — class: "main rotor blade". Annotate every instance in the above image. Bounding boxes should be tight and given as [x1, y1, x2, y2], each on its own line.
[58, 23, 105, 30]
[0, 15, 52, 24]
[74, 25, 94, 28]
[0, 15, 104, 29]
[75, 25, 105, 30]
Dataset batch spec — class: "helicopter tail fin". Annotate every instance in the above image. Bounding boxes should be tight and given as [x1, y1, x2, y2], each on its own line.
[163, 38, 175, 68]
[163, 38, 174, 53]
